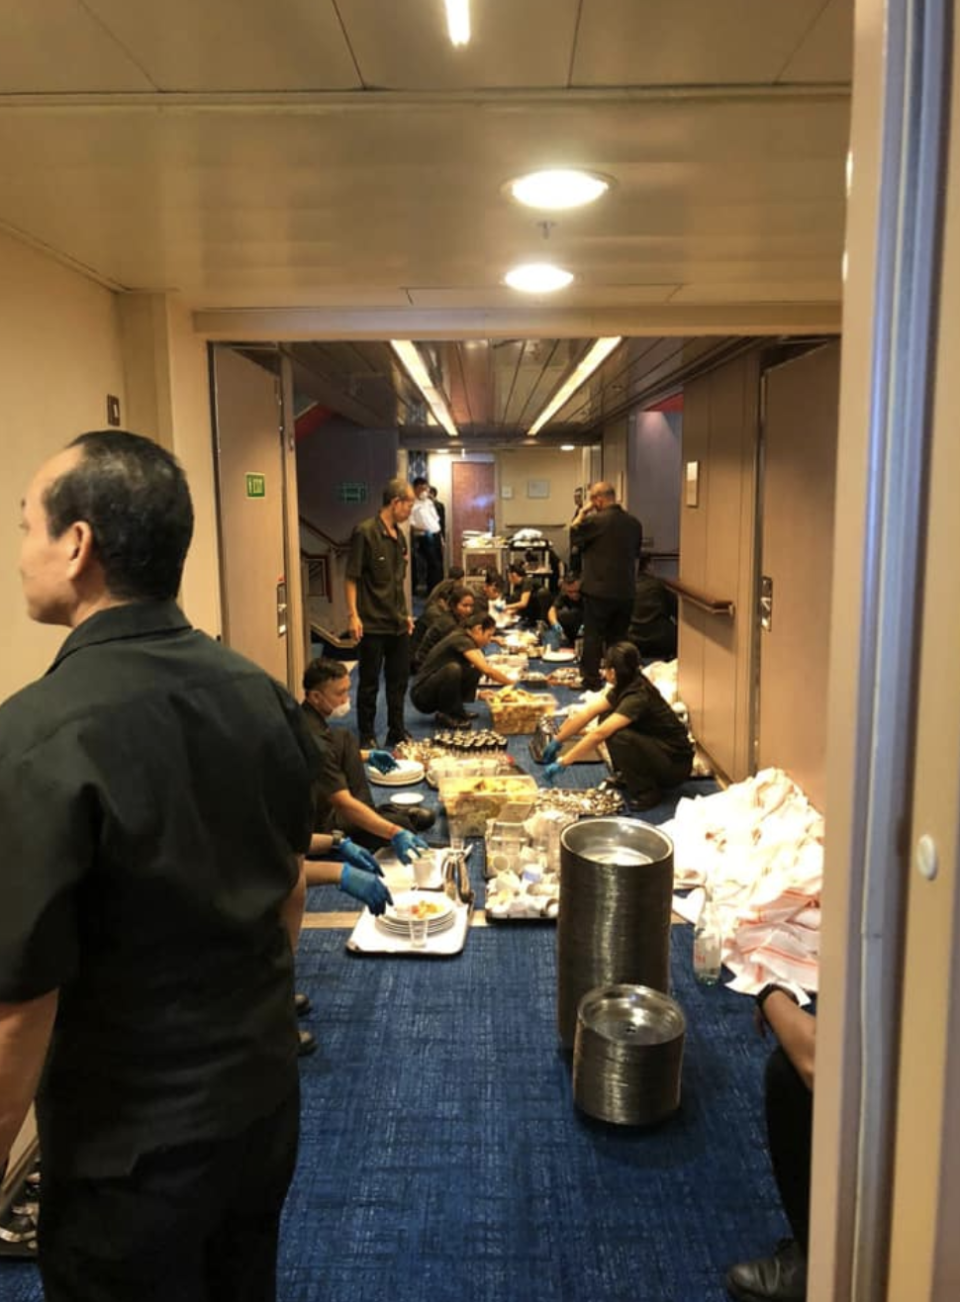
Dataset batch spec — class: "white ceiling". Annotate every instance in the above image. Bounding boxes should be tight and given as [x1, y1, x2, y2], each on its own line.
[0, 0, 851, 323]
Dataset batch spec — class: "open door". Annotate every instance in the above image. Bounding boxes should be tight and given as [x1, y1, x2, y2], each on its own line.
[210, 345, 302, 689]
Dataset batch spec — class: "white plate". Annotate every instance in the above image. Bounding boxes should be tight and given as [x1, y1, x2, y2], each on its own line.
[381, 891, 456, 928]
[386, 791, 424, 806]
[376, 909, 456, 937]
[367, 758, 426, 787]
[543, 647, 577, 662]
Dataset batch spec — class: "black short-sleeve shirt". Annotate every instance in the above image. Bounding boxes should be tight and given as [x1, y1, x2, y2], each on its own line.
[413, 627, 475, 689]
[300, 702, 373, 832]
[345, 513, 409, 634]
[0, 601, 317, 1177]
[605, 673, 693, 760]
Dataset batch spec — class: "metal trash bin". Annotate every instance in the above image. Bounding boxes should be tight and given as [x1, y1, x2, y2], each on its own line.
[557, 816, 674, 1048]
[573, 984, 686, 1125]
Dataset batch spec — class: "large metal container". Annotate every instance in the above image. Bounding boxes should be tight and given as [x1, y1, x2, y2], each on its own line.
[557, 817, 674, 1048]
[573, 984, 686, 1125]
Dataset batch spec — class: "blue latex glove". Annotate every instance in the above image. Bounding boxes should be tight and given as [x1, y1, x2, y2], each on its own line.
[543, 761, 564, 786]
[541, 739, 561, 765]
[367, 749, 399, 774]
[334, 836, 383, 876]
[339, 863, 393, 916]
[391, 827, 431, 865]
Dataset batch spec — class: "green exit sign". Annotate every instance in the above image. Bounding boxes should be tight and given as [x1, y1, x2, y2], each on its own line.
[245, 473, 266, 498]
[337, 481, 368, 504]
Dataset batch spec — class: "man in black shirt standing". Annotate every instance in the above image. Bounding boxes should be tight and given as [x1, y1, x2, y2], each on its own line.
[345, 477, 416, 749]
[0, 431, 316, 1302]
[570, 481, 643, 690]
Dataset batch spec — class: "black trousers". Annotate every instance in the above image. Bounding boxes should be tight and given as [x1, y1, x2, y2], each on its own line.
[356, 630, 410, 740]
[39, 1086, 300, 1302]
[765, 1045, 813, 1252]
[606, 730, 692, 804]
[410, 662, 481, 717]
[415, 534, 444, 593]
[556, 606, 584, 644]
[580, 593, 632, 687]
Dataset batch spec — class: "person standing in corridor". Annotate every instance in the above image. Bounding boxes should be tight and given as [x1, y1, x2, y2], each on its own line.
[570, 481, 643, 690]
[345, 477, 416, 749]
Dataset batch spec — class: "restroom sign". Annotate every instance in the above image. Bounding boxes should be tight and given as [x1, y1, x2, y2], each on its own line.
[245, 473, 266, 498]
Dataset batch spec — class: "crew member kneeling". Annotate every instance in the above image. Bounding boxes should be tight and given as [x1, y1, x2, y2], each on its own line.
[409, 613, 514, 728]
[542, 641, 693, 808]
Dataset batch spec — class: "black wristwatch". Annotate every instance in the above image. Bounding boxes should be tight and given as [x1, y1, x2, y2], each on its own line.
[329, 829, 345, 850]
[756, 984, 799, 1017]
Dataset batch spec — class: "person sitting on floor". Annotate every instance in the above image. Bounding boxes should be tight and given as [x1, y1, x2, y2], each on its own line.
[541, 641, 693, 809]
[725, 987, 814, 1302]
[301, 659, 433, 861]
[544, 573, 584, 645]
[409, 613, 516, 728]
[412, 584, 475, 671]
[503, 561, 542, 625]
[410, 579, 456, 664]
[626, 554, 678, 660]
[470, 569, 503, 616]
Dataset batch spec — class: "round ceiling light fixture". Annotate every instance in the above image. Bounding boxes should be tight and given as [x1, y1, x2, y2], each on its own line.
[560, 444, 576, 451]
[505, 168, 612, 211]
[504, 262, 574, 294]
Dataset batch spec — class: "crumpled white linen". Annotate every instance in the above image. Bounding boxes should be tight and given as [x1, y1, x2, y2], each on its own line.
[663, 767, 823, 998]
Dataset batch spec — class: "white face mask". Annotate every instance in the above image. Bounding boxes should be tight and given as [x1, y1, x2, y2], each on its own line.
[329, 700, 351, 719]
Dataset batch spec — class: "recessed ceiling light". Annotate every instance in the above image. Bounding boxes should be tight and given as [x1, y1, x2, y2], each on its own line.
[505, 169, 612, 211]
[504, 263, 574, 294]
[560, 444, 576, 451]
[444, 0, 470, 46]
[434, 447, 451, 455]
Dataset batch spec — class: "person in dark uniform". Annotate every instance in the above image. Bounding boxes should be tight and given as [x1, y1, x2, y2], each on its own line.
[413, 584, 475, 671]
[409, 613, 515, 727]
[542, 641, 692, 808]
[345, 477, 416, 749]
[301, 658, 433, 858]
[546, 573, 585, 644]
[570, 481, 643, 690]
[410, 578, 457, 665]
[504, 561, 543, 625]
[0, 431, 316, 1302]
[470, 569, 503, 616]
[726, 989, 814, 1301]
[626, 554, 678, 660]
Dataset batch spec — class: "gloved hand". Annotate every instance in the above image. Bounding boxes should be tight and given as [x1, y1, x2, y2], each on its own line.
[334, 836, 383, 876]
[391, 827, 431, 865]
[543, 761, 564, 786]
[339, 863, 393, 916]
[541, 739, 561, 765]
[367, 749, 399, 774]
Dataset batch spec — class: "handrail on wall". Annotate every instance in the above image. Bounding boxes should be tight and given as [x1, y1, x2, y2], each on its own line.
[663, 577, 735, 618]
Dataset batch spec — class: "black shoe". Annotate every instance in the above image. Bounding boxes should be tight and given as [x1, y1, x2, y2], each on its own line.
[359, 735, 378, 750]
[726, 1239, 807, 1301]
[298, 1029, 318, 1058]
[404, 807, 436, 833]
[459, 710, 479, 720]
[436, 712, 473, 730]
[627, 789, 663, 811]
[294, 992, 311, 1018]
[386, 730, 413, 746]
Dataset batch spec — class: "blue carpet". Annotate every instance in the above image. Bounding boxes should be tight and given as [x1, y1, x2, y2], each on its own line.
[280, 926, 787, 1302]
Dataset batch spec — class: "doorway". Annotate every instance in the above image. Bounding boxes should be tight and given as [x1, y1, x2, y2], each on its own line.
[451, 460, 496, 569]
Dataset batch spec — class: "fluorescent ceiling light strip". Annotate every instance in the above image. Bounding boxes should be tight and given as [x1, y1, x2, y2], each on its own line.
[390, 340, 459, 438]
[445, 0, 470, 46]
[527, 337, 623, 436]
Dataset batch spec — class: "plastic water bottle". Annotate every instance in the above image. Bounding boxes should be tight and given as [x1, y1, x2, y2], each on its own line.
[693, 889, 722, 986]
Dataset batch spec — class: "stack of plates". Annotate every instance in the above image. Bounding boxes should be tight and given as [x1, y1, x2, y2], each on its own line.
[376, 891, 456, 936]
[367, 758, 426, 787]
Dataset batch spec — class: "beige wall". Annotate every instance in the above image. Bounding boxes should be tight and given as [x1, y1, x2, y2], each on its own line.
[496, 445, 582, 561]
[0, 231, 126, 698]
[677, 351, 760, 780]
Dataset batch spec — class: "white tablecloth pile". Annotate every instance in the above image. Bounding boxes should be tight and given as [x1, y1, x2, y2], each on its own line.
[662, 767, 823, 1000]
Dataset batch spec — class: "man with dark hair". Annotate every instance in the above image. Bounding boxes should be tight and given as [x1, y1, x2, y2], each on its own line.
[470, 569, 503, 617]
[409, 476, 444, 594]
[0, 430, 316, 1302]
[570, 481, 643, 690]
[409, 613, 515, 727]
[301, 658, 433, 858]
[345, 477, 416, 749]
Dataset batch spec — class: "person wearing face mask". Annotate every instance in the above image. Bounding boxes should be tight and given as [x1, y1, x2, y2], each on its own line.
[541, 641, 693, 809]
[409, 476, 444, 594]
[301, 660, 434, 861]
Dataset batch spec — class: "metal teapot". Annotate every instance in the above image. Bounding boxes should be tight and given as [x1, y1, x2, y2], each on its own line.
[442, 848, 474, 907]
